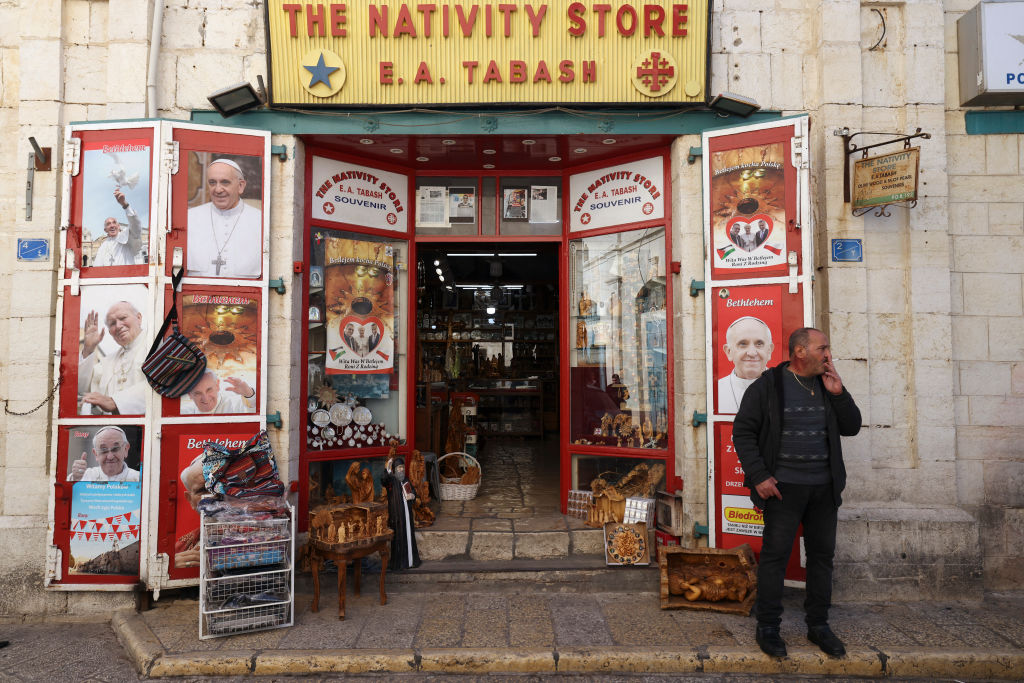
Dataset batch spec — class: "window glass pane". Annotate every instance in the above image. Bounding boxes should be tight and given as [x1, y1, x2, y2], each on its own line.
[499, 177, 561, 236]
[415, 177, 478, 235]
[481, 177, 496, 235]
[570, 453, 667, 493]
[307, 229, 407, 451]
[307, 457, 388, 509]
[568, 228, 668, 450]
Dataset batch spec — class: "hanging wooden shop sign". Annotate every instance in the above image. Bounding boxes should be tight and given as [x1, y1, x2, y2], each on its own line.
[851, 147, 920, 211]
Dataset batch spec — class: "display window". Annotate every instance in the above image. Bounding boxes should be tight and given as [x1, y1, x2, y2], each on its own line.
[568, 228, 668, 450]
[570, 453, 668, 494]
[63, 125, 158, 277]
[58, 282, 151, 419]
[51, 424, 146, 585]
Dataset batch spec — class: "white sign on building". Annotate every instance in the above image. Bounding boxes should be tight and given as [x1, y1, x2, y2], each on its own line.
[311, 156, 409, 230]
[568, 157, 665, 231]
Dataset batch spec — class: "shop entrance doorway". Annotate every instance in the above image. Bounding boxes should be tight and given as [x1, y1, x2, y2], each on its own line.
[414, 244, 561, 519]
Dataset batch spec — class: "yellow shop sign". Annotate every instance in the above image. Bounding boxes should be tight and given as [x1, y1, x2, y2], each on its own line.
[265, 1, 710, 106]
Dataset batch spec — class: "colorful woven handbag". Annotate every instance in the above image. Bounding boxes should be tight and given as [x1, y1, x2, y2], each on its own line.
[141, 268, 206, 397]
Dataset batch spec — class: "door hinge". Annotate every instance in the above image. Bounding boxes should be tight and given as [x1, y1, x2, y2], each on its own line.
[63, 137, 81, 177]
[148, 552, 169, 601]
[44, 545, 63, 586]
[162, 140, 179, 175]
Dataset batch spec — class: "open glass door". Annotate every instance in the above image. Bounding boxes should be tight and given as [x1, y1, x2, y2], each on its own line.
[561, 153, 679, 510]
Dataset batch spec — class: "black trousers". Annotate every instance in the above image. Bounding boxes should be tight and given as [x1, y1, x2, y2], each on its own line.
[755, 482, 837, 628]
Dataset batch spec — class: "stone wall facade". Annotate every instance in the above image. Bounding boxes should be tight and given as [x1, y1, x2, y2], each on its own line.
[0, 0, 1020, 614]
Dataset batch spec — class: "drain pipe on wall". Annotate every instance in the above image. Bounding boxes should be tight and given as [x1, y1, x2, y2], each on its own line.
[146, 0, 165, 118]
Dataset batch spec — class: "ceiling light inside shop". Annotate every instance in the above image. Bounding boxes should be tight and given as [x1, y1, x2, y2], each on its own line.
[359, 138, 374, 145]
[416, 156, 429, 162]
[390, 148, 403, 154]
[438, 275, 445, 282]
[483, 149, 497, 155]
[497, 253, 537, 257]
[602, 138, 616, 145]
[522, 139, 536, 145]
[435, 268, 443, 275]
[433, 259, 440, 266]
[486, 306, 496, 315]
[442, 139, 457, 145]
[549, 156, 562, 162]
[483, 163, 495, 169]
[574, 148, 587, 154]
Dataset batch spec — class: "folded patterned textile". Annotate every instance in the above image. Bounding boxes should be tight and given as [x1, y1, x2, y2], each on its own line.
[202, 430, 285, 499]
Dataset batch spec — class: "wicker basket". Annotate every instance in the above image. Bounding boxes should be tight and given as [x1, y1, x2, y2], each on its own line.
[437, 451, 482, 501]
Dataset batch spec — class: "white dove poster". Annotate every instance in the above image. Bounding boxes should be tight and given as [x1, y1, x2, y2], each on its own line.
[81, 139, 151, 266]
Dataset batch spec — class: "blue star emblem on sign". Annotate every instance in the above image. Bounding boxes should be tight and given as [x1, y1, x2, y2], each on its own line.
[299, 48, 346, 98]
[304, 53, 339, 88]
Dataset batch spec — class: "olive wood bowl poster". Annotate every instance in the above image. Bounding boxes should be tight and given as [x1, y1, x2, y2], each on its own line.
[323, 238, 396, 379]
[178, 293, 260, 415]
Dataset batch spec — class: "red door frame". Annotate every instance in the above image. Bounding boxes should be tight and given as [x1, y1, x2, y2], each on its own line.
[299, 141, 679, 525]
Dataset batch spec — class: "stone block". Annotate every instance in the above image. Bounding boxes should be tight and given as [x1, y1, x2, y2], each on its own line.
[867, 313, 911, 361]
[63, 45, 106, 105]
[909, 265, 952, 314]
[956, 458, 985, 505]
[175, 51, 245, 111]
[867, 425, 915, 470]
[205, 9, 264, 50]
[769, 52, 804, 113]
[987, 316, 1024, 361]
[514, 531, 568, 559]
[984, 460, 1024, 507]
[570, 528, 605, 555]
[17, 0, 60, 38]
[950, 176, 1024, 205]
[952, 235, 1024, 273]
[18, 39, 63, 101]
[950, 273, 964, 314]
[469, 531, 513, 561]
[415, 530, 468, 561]
[865, 268, 906, 314]
[969, 395, 1024, 427]
[959, 361, 1011, 396]
[1013, 362, 1024, 394]
[961, 272, 1023, 316]
[107, 42, 150, 102]
[726, 54, 771, 108]
[761, 11, 812, 52]
[951, 315, 988, 360]
[63, 0, 91, 45]
[944, 53, 961, 110]
[718, 10, 762, 54]
[89, 0, 108, 44]
[986, 135, 1020, 176]
[103, 101, 147, 119]
[989, 203, 1024, 236]
[828, 311, 869, 358]
[821, 0, 861, 43]
[945, 110, 967, 135]
[905, 47, 946, 105]
[107, 0, 149, 41]
[827, 267, 867, 313]
[2, 467, 48, 516]
[947, 201, 986, 235]
[708, 53, 728, 96]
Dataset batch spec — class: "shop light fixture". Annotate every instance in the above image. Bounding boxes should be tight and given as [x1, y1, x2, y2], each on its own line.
[549, 156, 562, 162]
[486, 306, 497, 314]
[435, 267, 443, 275]
[207, 79, 266, 118]
[500, 285, 524, 289]
[433, 259, 440, 266]
[416, 156, 429, 162]
[389, 148, 403, 154]
[447, 252, 538, 258]
[497, 253, 537, 257]
[522, 139, 536, 145]
[359, 138, 375, 145]
[438, 275, 445, 282]
[709, 91, 761, 117]
[483, 163, 495, 169]
[442, 139, 457, 145]
[483, 149, 497, 155]
[602, 138, 617, 145]
[574, 148, 588, 154]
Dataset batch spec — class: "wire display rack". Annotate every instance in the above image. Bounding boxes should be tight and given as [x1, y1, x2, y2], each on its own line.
[199, 505, 294, 639]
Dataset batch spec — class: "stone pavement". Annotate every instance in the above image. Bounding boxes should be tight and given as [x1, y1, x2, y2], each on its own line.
[103, 571, 1024, 680]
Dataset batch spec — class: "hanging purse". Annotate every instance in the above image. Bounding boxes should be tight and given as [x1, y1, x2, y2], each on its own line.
[141, 267, 207, 397]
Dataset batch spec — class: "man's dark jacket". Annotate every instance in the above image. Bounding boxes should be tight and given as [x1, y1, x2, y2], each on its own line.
[732, 362, 862, 509]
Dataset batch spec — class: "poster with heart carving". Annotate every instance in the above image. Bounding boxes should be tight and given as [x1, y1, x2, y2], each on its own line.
[324, 237, 396, 375]
[709, 142, 787, 273]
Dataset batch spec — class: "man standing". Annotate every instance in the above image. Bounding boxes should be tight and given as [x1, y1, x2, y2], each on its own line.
[68, 426, 140, 482]
[186, 158, 262, 278]
[92, 189, 143, 267]
[78, 301, 147, 415]
[733, 327, 861, 658]
[755, 219, 770, 246]
[182, 370, 256, 414]
[717, 316, 774, 414]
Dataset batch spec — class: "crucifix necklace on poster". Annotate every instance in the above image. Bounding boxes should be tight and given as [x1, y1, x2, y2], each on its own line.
[209, 205, 243, 276]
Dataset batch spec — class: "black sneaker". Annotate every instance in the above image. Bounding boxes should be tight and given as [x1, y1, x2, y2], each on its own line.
[807, 624, 846, 657]
[755, 625, 787, 657]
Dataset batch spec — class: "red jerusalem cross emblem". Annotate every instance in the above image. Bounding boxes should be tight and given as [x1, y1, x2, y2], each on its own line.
[631, 50, 679, 98]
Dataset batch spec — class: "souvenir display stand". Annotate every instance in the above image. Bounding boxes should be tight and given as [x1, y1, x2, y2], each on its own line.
[198, 503, 295, 639]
